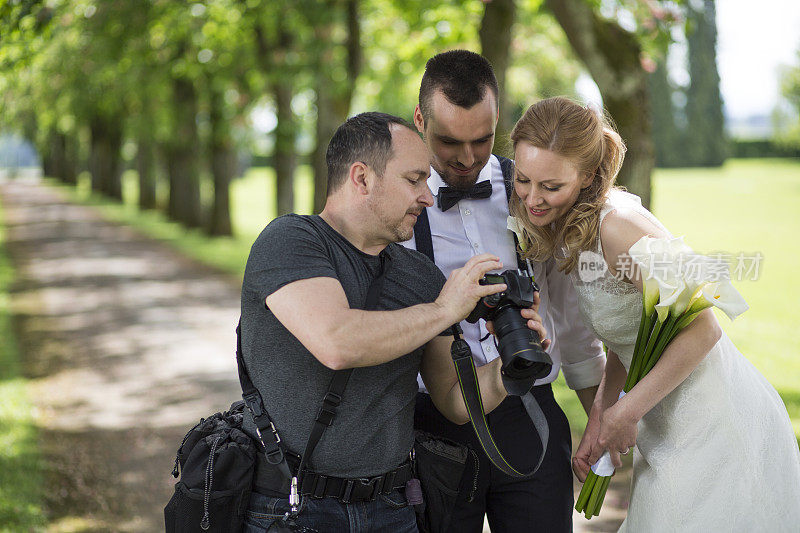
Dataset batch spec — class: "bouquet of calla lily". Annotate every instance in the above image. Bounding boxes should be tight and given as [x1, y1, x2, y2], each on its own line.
[575, 235, 749, 519]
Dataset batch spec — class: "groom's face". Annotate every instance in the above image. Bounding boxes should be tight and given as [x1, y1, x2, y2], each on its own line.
[414, 89, 498, 190]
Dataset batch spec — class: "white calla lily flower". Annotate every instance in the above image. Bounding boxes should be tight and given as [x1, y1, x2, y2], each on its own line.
[687, 280, 749, 321]
[654, 276, 685, 322]
[629, 236, 661, 315]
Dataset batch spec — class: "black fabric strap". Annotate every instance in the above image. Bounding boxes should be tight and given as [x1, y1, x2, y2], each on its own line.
[237, 251, 393, 493]
[295, 252, 392, 486]
[411, 155, 546, 475]
[413, 207, 435, 264]
[496, 155, 531, 277]
[237, 321, 293, 481]
[497, 155, 515, 202]
[450, 331, 548, 478]
[299, 461, 413, 503]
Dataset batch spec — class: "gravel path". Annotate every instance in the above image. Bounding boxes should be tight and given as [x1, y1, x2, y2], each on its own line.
[0, 177, 628, 532]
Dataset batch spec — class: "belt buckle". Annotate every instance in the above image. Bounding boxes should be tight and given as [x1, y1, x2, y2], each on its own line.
[340, 479, 355, 504]
[360, 475, 383, 501]
[382, 470, 396, 494]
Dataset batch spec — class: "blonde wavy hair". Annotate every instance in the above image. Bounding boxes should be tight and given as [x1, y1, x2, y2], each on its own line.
[509, 97, 627, 274]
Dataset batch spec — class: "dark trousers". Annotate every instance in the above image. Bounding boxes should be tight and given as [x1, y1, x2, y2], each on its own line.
[244, 489, 417, 533]
[414, 385, 573, 533]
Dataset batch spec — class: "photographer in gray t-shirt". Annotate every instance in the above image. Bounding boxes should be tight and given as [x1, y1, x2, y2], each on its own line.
[240, 112, 548, 533]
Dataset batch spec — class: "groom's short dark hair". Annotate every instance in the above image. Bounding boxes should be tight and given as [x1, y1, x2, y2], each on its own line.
[419, 50, 499, 123]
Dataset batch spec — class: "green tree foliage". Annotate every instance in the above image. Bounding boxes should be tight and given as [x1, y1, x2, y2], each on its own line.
[1, 0, 669, 232]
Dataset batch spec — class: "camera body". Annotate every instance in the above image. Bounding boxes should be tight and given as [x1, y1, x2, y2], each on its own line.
[466, 270, 553, 395]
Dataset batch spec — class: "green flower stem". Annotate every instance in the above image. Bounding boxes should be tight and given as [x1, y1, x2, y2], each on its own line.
[625, 308, 654, 392]
[636, 316, 666, 383]
[641, 314, 682, 377]
[586, 477, 606, 518]
[595, 476, 611, 516]
[575, 471, 597, 512]
[676, 309, 703, 330]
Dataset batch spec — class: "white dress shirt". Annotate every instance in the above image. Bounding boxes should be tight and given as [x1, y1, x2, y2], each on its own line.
[401, 155, 605, 392]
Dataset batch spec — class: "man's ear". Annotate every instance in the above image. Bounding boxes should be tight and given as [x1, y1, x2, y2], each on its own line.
[413, 105, 425, 135]
[348, 161, 371, 195]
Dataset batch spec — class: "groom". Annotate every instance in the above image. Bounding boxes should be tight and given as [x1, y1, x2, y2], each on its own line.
[402, 50, 606, 532]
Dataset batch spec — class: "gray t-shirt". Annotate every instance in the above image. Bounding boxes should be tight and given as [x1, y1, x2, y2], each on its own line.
[241, 214, 445, 478]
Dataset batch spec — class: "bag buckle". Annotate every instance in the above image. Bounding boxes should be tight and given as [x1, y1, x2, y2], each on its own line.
[243, 392, 263, 417]
[316, 406, 336, 426]
[322, 391, 342, 407]
[268, 421, 281, 443]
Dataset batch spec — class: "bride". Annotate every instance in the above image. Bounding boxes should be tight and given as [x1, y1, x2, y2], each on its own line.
[506, 96, 800, 531]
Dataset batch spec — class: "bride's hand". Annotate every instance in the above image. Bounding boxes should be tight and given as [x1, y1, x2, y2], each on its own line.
[573, 413, 602, 482]
[590, 402, 639, 469]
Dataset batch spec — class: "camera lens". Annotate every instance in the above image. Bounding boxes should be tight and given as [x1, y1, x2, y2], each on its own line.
[493, 305, 552, 395]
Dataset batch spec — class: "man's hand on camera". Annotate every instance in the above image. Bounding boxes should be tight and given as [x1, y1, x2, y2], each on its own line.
[485, 291, 551, 350]
[435, 254, 506, 324]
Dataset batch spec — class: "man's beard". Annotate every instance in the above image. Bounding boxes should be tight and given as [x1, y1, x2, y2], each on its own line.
[379, 216, 414, 243]
[435, 162, 483, 191]
[369, 197, 417, 243]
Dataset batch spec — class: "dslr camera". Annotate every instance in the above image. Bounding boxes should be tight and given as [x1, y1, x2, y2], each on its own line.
[466, 270, 553, 395]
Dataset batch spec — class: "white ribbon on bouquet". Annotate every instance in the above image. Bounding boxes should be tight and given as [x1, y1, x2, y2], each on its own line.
[590, 391, 627, 477]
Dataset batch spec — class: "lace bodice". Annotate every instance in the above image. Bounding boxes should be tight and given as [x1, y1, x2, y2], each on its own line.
[568, 190, 670, 369]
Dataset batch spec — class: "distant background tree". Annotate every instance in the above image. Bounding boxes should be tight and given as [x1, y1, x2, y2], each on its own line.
[684, 0, 726, 166]
[775, 49, 800, 150]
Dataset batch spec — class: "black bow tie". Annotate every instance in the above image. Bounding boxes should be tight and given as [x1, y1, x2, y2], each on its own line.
[437, 180, 493, 211]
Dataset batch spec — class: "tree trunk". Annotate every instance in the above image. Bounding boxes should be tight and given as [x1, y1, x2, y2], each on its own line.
[207, 86, 234, 236]
[545, 0, 653, 208]
[273, 80, 296, 216]
[686, 0, 726, 167]
[479, 0, 516, 153]
[49, 132, 66, 182]
[137, 138, 157, 209]
[62, 134, 78, 185]
[312, 76, 338, 214]
[648, 59, 682, 168]
[89, 117, 123, 200]
[166, 77, 202, 227]
[311, 0, 362, 214]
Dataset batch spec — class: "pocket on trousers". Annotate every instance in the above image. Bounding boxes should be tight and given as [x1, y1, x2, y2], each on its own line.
[165, 481, 248, 533]
[379, 489, 409, 509]
[245, 492, 292, 524]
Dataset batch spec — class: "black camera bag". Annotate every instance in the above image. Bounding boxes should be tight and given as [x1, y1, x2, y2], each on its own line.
[165, 401, 257, 532]
[166, 253, 392, 532]
[412, 430, 472, 533]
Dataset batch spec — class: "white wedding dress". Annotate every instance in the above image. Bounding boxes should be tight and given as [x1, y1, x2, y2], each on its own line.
[569, 190, 800, 532]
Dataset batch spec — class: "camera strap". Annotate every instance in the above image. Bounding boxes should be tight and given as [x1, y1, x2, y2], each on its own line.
[450, 329, 549, 478]
[237, 250, 393, 511]
[413, 155, 548, 477]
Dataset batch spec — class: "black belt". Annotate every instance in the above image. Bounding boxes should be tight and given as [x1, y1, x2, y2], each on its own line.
[255, 460, 413, 504]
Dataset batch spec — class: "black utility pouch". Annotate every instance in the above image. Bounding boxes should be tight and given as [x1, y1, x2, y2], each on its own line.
[165, 401, 257, 533]
[413, 430, 470, 533]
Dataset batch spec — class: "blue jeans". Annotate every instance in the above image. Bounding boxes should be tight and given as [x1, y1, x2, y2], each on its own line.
[243, 489, 418, 533]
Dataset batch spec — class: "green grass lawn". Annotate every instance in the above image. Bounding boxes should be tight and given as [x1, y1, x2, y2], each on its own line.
[0, 200, 47, 531]
[48, 158, 800, 441]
